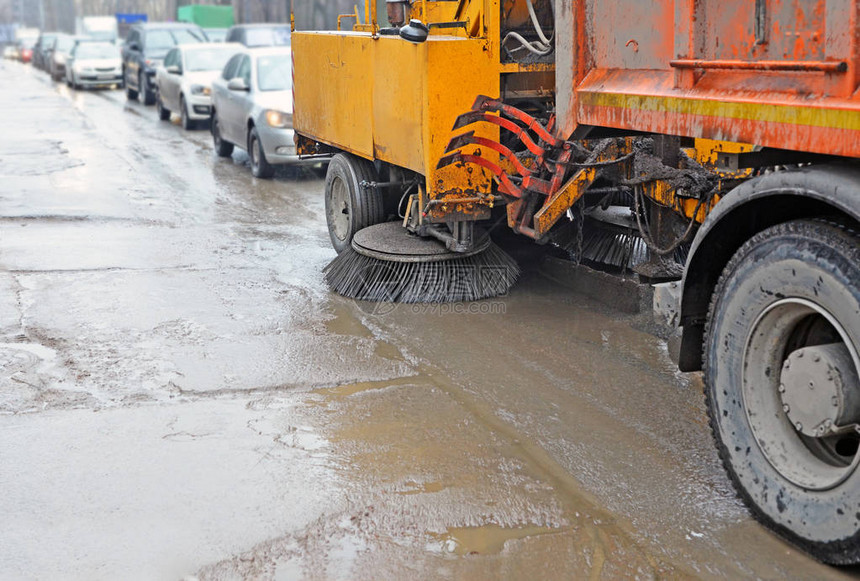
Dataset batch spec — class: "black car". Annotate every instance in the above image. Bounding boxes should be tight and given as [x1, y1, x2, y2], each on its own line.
[223, 24, 290, 47]
[121, 22, 207, 105]
[33, 32, 59, 71]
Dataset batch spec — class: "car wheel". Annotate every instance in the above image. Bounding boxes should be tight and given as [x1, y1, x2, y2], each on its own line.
[705, 219, 860, 564]
[156, 92, 170, 121]
[323, 153, 383, 253]
[211, 114, 234, 158]
[139, 71, 155, 105]
[180, 96, 195, 130]
[248, 126, 275, 179]
[125, 68, 138, 100]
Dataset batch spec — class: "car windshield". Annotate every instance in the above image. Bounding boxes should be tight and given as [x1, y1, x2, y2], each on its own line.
[146, 28, 205, 51]
[185, 47, 237, 72]
[206, 29, 227, 42]
[88, 31, 115, 41]
[256, 55, 291, 92]
[55, 36, 74, 52]
[146, 30, 175, 50]
[173, 29, 206, 44]
[75, 43, 120, 59]
[39, 35, 57, 47]
[245, 27, 291, 48]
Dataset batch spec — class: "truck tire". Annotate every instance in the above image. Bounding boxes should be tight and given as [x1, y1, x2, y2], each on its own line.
[704, 219, 860, 564]
[324, 153, 383, 253]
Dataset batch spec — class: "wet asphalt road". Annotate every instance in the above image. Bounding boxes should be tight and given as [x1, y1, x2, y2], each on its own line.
[0, 60, 856, 581]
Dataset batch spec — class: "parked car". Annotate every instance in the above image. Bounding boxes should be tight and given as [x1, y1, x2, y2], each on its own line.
[211, 47, 307, 178]
[17, 37, 37, 63]
[66, 41, 123, 90]
[14, 28, 39, 63]
[204, 28, 228, 43]
[33, 32, 59, 70]
[47, 34, 79, 82]
[223, 24, 290, 48]
[2, 45, 18, 60]
[155, 43, 242, 130]
[122, 22, 207, 105]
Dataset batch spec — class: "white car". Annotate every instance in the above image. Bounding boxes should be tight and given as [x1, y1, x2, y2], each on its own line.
[65, 41, 123, 89]
[154, 43, 242, 130]
[211, 47, 305, 178]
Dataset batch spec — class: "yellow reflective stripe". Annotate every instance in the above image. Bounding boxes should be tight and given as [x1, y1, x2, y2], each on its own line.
[579, 92, 860, 131]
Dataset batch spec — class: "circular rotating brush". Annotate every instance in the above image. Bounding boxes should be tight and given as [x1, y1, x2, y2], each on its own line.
[324, 222, 520, 303]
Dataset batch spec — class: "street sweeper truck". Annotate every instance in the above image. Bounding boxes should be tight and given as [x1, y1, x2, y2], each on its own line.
[290, 0, 860, 564]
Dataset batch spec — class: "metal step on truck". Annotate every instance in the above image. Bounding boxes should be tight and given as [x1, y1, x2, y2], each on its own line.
[290, 0, 860, 564]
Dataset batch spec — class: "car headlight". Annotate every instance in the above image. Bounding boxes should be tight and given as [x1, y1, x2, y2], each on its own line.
[54, 53, 65, 64]
[264, 110, 293, 128]
[190, 84, 211, 96]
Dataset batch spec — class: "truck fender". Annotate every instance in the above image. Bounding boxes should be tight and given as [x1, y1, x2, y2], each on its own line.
[678, 163, 860, 371]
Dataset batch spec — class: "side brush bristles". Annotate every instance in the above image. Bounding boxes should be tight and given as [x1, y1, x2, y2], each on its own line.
[324, 243, 520, 303]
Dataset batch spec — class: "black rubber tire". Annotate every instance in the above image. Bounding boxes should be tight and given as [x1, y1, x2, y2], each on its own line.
[180, 96, 195, 130]
[156, 93, 170, 121]
[140, 71, 155, 105]
[324, 153, 383, 254]
[124, 67, 137, 99]
[211, 113, 233, 158]
[125, 69, 138, 100]
[248, 126, 274, 179]
[704, 219, 860, 565]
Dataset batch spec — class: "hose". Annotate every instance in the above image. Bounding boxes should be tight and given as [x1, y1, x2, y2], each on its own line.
[503, 31, 552, 55]
[503, 0, 555, 58]
[526, 0, 551, 46]
[632, 184, 713, 256]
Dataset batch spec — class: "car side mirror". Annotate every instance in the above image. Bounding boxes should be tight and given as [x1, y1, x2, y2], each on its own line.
[128, 42, 140, 51]
[227, 78, 249, 91]
[166, 65, 181, 75]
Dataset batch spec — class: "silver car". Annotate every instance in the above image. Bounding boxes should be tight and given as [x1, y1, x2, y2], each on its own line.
[210, 47, 302, 179]
[154, 43, 242, 130]
[48, 34, 78, 82]
[66, 41, 123, 89]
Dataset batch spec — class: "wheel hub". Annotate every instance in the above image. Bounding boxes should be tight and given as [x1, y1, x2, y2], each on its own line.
[744, 297, 860, 490]
[780, 342, 860, 437]
[329, 178, 349, 241]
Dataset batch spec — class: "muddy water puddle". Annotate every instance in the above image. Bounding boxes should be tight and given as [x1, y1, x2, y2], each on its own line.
[265, 361, 686, 580]
[428, 524, 568, 556]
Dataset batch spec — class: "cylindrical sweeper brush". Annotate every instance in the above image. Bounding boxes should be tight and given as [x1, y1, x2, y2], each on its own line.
[324, 222, 520, 303]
